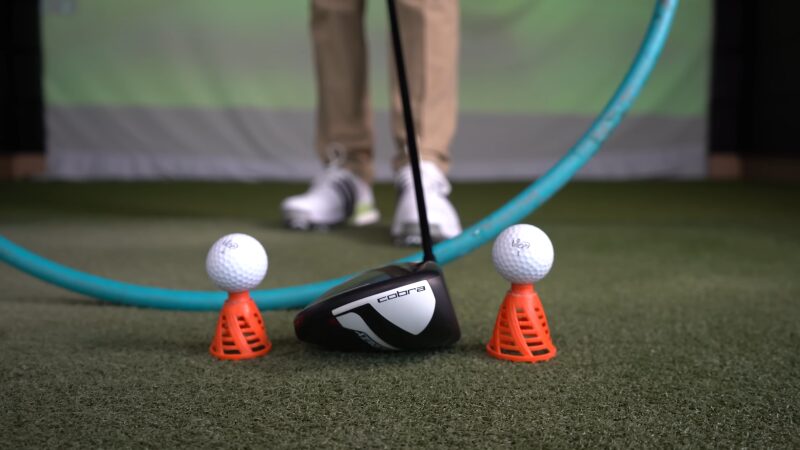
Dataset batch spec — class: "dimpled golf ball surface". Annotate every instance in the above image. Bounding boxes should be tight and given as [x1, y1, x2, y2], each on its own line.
[492, 224, 554, 284]
[206, 233, 268, 292]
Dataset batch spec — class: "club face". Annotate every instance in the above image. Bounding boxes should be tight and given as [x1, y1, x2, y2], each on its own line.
[294, 261, 460, 351]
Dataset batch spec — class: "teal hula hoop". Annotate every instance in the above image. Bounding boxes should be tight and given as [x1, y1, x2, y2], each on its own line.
[0, 0, 679, 311]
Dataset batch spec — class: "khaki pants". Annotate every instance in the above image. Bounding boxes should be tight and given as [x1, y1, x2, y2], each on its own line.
[311, 0, 459, 183]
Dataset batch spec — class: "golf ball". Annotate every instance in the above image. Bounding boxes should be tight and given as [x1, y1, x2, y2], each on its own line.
[206, 233, 268, 292]
[492, 224, 554, 284]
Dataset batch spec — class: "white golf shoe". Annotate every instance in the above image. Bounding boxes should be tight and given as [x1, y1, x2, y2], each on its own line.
[281, 163, 380, 231]
[391, 161, 462, 246]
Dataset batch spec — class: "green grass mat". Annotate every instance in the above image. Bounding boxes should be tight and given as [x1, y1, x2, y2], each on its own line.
[1, 182, 798, 447]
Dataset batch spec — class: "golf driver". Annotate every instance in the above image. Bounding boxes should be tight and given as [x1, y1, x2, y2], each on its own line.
[293, 0, 460, 351]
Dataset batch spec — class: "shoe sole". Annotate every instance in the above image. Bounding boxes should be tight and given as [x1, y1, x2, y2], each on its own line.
[392, 223, 456, 247]
[348, 208, 381, 227]
[283, 208, 380, 231]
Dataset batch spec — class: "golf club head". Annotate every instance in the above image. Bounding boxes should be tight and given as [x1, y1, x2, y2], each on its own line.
[294, 261, 460, 351]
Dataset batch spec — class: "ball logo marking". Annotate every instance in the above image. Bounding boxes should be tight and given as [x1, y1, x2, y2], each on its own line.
[511, 238, 530, 255]
[220, 238, 238, 253]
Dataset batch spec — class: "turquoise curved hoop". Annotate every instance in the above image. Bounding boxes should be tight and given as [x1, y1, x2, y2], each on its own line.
[0, 0, 679, 311]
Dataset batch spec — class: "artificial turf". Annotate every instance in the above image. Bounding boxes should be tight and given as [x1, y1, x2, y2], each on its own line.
[1, 181, 798, 448]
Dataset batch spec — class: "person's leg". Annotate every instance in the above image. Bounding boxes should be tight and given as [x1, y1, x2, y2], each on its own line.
[312, 0, 374, 183]
[281, 0, 379, 230]
[389, 0, 461, 244]
[390, 0, 459, 174]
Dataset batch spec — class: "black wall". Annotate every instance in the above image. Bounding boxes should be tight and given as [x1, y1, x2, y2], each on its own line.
[711, 0, 800, 157]
[1, 1, 44, 155]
